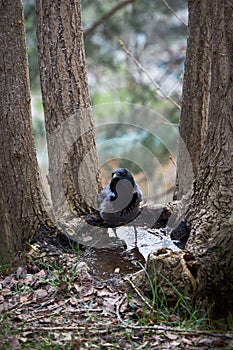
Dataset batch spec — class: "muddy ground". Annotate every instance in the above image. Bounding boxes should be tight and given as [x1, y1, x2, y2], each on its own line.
[0, 226, 232, 349]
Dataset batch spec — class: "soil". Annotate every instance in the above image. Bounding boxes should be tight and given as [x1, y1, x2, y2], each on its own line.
[0, 225, 232, 349]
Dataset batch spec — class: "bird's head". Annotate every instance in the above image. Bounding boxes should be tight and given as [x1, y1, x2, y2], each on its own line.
[110, 168, 135, 193]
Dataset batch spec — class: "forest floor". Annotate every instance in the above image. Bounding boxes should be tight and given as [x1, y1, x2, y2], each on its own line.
[0, 227, 232, 350]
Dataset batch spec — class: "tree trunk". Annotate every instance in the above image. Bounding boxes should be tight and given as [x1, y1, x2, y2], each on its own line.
[136, 0, 233, 324]
[185, 0, 233, 320]
[175, 0, 211, 199]
[0, 0, 48, 264]
[36, 0, 101, 219]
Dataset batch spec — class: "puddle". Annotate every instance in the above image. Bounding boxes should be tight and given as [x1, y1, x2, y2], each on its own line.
[83, 245, 145, 280]
[111, 226, 180, 259]
[81, 226, 180, 280]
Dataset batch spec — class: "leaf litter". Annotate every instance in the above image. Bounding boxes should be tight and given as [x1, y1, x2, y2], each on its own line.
[0, 227, 232, 349]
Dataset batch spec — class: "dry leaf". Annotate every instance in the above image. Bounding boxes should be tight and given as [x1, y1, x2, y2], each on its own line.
[34, 288, 48, 300]
[8, 336, 21, 350]
[165, 332, 178, 340]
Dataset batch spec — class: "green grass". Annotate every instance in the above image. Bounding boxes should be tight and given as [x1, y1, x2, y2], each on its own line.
[131, 261, 211, 330]
[0, 262, 12, 275]
[1, 245, 230, 349]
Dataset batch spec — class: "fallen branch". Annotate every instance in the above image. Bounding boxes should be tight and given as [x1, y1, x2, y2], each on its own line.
[116, 294, 233, 338]
[22, 325, 112, 333]
[25, 308, 103, 323]
[124, 277, 154, 312]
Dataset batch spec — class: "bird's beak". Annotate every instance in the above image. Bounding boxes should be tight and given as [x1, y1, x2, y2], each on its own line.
[112, 173, 119, 179]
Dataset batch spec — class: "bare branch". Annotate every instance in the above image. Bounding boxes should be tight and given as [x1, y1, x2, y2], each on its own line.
[119, 40, 181, 110]
[84, 0, 139, 38]
[161, 0, 188, 26]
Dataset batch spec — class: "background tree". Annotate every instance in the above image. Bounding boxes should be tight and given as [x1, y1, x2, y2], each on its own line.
[24, 0, 187, 204]
[0, 0, 49, 264]
[36, 0, 102, 217]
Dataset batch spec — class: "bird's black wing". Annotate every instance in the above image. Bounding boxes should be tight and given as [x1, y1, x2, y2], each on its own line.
[96, 184, 115, 206]
[133, 184, 142, 204]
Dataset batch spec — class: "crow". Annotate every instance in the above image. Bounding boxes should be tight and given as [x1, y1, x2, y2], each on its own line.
[97, 168, 142, 243]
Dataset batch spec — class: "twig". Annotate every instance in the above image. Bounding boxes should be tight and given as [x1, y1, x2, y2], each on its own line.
[25, 308, 103, 323]
[116, 294, 175, 332]
[124, 277, 154, 312]
[84, 0, 139, 38]
[119, 40, 181, 110]
[116, 294, 233, 338]
[169, 154, 177, 167]
[168, 78, 182, 97]
[22, 325, 110, 333]
[161, 0, 188, 26]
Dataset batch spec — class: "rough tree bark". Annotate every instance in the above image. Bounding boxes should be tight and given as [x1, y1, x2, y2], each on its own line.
[36, 0, 101, 219]
[175, 0, 211, 199]
[130, 0, 233, 324]
[184, 0, 233, 320]
[0, 0, 49, 264]
[170, 0, 233, 320]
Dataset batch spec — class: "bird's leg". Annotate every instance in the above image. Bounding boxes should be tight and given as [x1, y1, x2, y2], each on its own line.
[112, 227, 118, 238]
[133, 223, 138, 247]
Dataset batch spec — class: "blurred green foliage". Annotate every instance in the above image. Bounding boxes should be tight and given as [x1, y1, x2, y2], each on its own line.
[23, 0, 187, 190]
